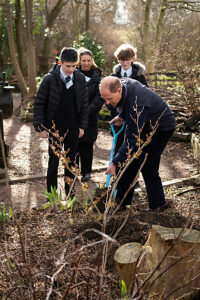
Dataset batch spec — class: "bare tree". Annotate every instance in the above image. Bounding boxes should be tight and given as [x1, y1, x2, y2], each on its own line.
[5, 0, 28, 97]
[85, 0, 90, 30]
[24, 0, 37, 98]
[15, 0, 26, 75]
[141, 0, 200, 72]
[39, 0, 70, 74]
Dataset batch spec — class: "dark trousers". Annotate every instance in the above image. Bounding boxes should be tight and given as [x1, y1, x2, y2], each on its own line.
[77, 142, 94, 175]
[116, 129, 174, 209]
[47, 130, 79, 195]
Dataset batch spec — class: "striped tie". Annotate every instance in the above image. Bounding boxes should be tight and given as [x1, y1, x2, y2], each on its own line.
[65, 76, 71, 83]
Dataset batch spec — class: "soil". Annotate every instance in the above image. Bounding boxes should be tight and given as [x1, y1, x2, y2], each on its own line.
[0, 93, 200, 299]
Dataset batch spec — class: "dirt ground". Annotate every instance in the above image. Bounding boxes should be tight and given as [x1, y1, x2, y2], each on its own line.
[0, 93, 200, 299]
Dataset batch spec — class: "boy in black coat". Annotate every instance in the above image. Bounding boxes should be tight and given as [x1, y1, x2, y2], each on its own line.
[33, 47, 88, 196]
[100, 76, 175, 212]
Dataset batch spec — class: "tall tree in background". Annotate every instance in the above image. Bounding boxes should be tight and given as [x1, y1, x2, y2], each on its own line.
[5, 0, 28, 97]
[71, 0, 83, 39]
[5, 0, 37, 118]
[85, 0, 89, 30]
[24, 0, 37, 97]
[141, 0, 200, 72]
[15, 0, 26, 75]
[39, 0, 70, 74]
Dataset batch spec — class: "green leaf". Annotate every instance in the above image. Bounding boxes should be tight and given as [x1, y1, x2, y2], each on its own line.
[120, 280, 128, 298]
[8, 259, 15, 270]
[7, 207, 13, 218]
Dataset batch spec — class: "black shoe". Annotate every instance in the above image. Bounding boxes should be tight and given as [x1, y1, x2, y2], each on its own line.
[81, 173, 90, 182]
[146, 202, 169, 213]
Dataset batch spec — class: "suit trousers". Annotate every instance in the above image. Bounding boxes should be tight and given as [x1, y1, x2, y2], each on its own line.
[47, 130, 79, 195]
[116, 129, 174, 209]
[77, 142, 94, 175]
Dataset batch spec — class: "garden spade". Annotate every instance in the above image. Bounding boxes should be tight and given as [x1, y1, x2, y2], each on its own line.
[106, 122, 125, 189]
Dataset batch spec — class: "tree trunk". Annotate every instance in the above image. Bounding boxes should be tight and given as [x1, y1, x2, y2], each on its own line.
[39, 0, 67, 74]
[5, 0, 28, 98]
[114, 225, 200, 299]
[85, 0, 89, 30]
[25, 0, 37, 99]
[146, 0, 167, 73]
[71, 0, 82, 39]
[142, 0, 153, 66]
[15, 0, 26, 76]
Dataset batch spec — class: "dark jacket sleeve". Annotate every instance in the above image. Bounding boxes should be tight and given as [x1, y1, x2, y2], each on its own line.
[137, 74, 148, 87]
[75, 72, 89, 130]
[113, 107, 149, 166]
[33, 75, 50, 132]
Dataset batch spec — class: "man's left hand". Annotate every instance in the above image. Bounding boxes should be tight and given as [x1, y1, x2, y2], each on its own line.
[106, 163, 116, 176]
[79, 128, 84, 138]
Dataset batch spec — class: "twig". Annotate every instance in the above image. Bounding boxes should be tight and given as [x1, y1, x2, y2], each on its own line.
[176, 186, 200, 195]
[0, 130, 13, 209]
[61, 253, 83, 300]
[16, 224, 38, 300]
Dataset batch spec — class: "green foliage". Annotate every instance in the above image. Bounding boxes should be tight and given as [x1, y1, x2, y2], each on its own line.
[44, 186, 63, 207]
[33, 0, 46, 35]
[0, 66, 14, 80]
[120, 280, 128, 298]
[43, 186, 77, 212]
[99, 109, 111, 121]
[66, 195, 77, 212]
[0, 205, 13, 223]
[0, 6, 9, 66]
[73, 30, 106, 68]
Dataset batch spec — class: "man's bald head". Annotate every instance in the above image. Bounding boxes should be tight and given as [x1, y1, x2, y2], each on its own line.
[99, 76, 122, 93]
[99, 76, 122, 106]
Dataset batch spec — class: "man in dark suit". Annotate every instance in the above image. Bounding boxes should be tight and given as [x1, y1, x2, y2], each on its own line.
[100, 76, 175, 212]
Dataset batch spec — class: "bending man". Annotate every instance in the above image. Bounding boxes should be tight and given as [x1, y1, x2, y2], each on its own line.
[99, 76, 175, 212]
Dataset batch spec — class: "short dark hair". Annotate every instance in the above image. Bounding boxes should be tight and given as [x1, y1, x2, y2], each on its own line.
[60, 47, 78, 62]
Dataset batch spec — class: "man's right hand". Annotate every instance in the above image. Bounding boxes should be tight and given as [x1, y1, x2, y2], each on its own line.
[38, 131, 48, 138]
[109, 116, 124, 126]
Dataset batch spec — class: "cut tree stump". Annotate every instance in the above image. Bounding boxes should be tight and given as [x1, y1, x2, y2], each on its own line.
[114, 225, 200, 299]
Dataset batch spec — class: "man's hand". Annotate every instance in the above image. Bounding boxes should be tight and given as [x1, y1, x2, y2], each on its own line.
[38, 131, 48, 138]
[79, 128, 84, 138]
[109, 116, 124, 126]
[106, 163, 116, 176]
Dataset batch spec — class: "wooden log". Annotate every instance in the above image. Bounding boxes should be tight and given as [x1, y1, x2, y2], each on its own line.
[114, 225, 200, 299]
[145, 225, 200, 299]
[114, 242, 153, 292]
[114, 242, 142, 291]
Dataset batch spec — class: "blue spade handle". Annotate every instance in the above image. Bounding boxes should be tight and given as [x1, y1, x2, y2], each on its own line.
[106, 122, 125, 188]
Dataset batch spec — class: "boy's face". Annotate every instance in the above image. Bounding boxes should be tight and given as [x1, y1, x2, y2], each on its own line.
[61, 61, 77, 76]
[118, 56, 135, 71]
